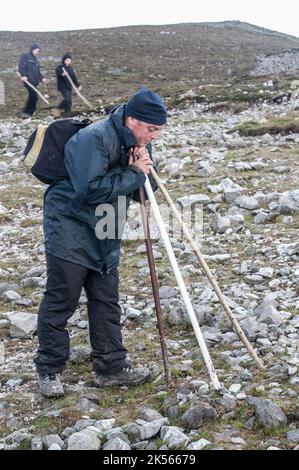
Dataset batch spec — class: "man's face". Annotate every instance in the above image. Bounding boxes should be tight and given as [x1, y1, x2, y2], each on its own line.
[64, 58, 72, 66]
[127, 117, 164, 146]
[32, 48, 40, 56]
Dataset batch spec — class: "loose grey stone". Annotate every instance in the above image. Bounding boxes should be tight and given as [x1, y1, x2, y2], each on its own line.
[277, 242, 299, 256]
[258, 305, 282, 325]
[197, 161, 214, 176]
[248, 397, 287, 429]
[3, 291, 22, 301]
[176, 194, 210, 207]
[69, 346, 91, 363]
[244, 274, 265, 285]
[131, 441, 149, 450]
[67, 430, 101, 450]
[201, 327, 222, 344]
[217, 394, 237, 411]
[235, 195, 259, 210]
[278, 196, 296, 214]
[140, 418, 169, 440]
[231, 437, 246, 445]
[7, 312, 37, 338]
[285, 429, 299, 444]
[138, 407, 164, 422]
[94, 418, 115, 433]
[103, 437, 131, 450]
[6, 417, 22, 431]
[0, 162, 9, 173]
[42, 434, 63, 448]
[224, 190, 241, 204]
[180, 405, 218, 428]
[208, 178, 243, 194]
[48, 443, 62, 450]
[74, 398, 100, 413]
[74, 419, 96, 432]
[187, 438, 211, 450]
[229, 384, 241, 394]
[122, 423, 141, 442]
[5, 378, 22, 388]
[106, 428, 130, 443]
[161, 426, 189, 449]
[62, 427, 75, 438]
[210, 214, 231, 233]
[31, 437, 43, 451]
[159, 286, 177, 299]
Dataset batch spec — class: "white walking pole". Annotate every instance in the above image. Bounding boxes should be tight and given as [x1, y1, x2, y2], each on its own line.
[144, 176, 221, 390]
[151, 168, 266, 371]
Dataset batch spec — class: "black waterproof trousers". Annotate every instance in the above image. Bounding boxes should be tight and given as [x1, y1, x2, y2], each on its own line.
[23, 84, 38, 115]
[34, 255, 127, 375]
[58, 89, 72, 113]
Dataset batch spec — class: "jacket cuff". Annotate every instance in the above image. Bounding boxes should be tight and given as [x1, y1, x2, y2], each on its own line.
[129, 165, 145, 176]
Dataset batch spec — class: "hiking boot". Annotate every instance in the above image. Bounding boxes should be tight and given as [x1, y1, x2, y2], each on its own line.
[37, 372, 65, 398]
[95, 365, 151, 388]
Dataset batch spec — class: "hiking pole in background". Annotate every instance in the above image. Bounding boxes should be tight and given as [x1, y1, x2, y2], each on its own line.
[16, 72, 50, 105]
[143, 176, 221, 390]
[62, 67, 92, 109]
[150, 167, 266, 371]
[139, 186, 172, 387]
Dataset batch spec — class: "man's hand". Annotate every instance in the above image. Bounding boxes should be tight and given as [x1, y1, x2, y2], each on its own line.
[20, 76, 28, 82]
[42, 78, 48, 84]
[78, 85, 83, 91]
[129, 146, 152, 175]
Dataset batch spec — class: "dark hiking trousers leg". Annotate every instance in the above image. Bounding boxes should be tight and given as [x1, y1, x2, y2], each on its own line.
[23, 85, 38, 115]
[84, 269, 127, 375]
[58, 89, 72, 113]
[34, 255, 88, 375]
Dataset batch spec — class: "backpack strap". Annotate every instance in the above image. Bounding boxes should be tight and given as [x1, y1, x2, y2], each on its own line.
[23, 124, 48, 168]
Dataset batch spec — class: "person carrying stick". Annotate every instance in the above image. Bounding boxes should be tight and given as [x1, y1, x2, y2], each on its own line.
[35, 87, 166, 398]
[55, 53, 82, 117]
[18, 44, 48, 118]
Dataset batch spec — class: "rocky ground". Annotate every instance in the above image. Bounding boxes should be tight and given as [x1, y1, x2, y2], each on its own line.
[0, 95, 298, 451]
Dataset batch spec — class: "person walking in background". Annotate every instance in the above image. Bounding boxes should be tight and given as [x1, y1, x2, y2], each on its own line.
[18, 44, 47, 118]
[55, 53, 81, 117]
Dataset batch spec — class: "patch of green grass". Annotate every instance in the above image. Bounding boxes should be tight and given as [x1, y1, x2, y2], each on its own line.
[17, 438, 32, 450]
[52, 396, 77, 409]
[255, 424, 289, 438]
[232, 114, 299, 136]
[33, 415, 51, 433]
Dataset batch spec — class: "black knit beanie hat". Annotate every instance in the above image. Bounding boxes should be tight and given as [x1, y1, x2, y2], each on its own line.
[125, 87, 167, 125]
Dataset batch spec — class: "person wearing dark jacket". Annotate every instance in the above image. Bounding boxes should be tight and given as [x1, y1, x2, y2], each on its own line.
[55, 53, 81, 116]
[35, 87, 167, 398]
[18, 44, 47, 117]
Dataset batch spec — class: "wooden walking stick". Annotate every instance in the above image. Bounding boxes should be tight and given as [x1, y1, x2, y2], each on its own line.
[150, 167, 266, 371]
[62, 67, 92, 109]
[16, 72, 49, 105]
[139, 185, 172, 387]
[144, 176, 221, 390]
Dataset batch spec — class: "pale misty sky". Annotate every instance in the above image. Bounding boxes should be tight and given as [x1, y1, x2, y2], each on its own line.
[1, 0, 299, 38]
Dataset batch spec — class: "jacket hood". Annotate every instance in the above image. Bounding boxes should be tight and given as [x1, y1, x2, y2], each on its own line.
[109, 104, 138, 148]
[62, 53, 72, 63]
[30, 44, 41, 53]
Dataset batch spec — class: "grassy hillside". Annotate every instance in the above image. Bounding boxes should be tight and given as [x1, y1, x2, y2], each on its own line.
[1, 22, 299, 117]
